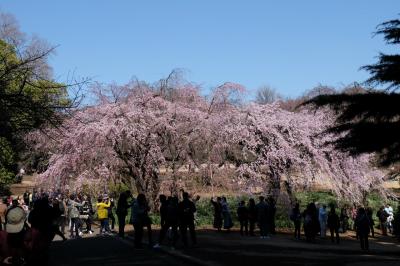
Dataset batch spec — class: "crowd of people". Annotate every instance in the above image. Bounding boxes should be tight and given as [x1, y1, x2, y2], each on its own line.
[0, 191, 68, 265]
[211, 196, 277, 238]
[0, 190, 115, 265]
[210, 195, 400, 251]
[0, 188, 400, 264]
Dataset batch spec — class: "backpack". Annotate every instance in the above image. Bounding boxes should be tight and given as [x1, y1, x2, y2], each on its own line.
[59, 201, 65, 213]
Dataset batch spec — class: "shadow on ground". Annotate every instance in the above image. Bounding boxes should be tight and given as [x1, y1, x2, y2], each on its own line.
[48, 235, 185, 266]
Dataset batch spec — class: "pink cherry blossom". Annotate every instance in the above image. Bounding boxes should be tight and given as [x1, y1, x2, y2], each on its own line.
[28, 81, 386, 204]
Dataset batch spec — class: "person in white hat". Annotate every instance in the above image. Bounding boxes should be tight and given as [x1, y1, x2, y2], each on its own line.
[0, 206, 28, 264]
[5, 206, 27, 234]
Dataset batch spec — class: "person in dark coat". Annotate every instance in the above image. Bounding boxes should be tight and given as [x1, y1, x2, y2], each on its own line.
[356, 207, 371, 251]
[116, 191, 131, 238]
[28, 198, 54, 242]
[159, 195, 168, 231]
[131, 194, 152, 248]
[221, 197, 233, 231]
[290, 203, 301, 239]
[248, 198, 257, 236]
[303, 202, 320, 242]
[267, 197, 276, 234]
[156, 196, 179, 248]
[256, 196, 269, 238]
[339, 207, 349, 233]
[366, 207, 374, 238]
[108, 196, 116, 232]
[237, 200, 248, 236]
[178, 192, 197, 247]
[327, 205, 340, 244]
[210, 197, 223, 231]
[393, 206, 400, 241]
[50, 198, 67, 241]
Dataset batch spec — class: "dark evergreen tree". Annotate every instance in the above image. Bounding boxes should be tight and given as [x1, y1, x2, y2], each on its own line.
[306, 16, 400, 167]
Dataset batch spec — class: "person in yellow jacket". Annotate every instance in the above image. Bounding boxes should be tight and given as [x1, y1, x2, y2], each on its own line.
[96, 197, 111, 235]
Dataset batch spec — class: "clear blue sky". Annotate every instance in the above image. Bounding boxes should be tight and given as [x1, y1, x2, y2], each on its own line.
[1, 0, 399, 98]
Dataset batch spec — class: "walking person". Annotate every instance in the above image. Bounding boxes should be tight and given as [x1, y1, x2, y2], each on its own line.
[355, 207, 371, 251]
[237, 200, 248, 236]
[290, 203, 301, 240]
[327, 204, 340, 244]
[116, 191, 131, 238]
[210, 197, 223, 232]
[178, 192, 197, 247]
[248, 198, 257, 236]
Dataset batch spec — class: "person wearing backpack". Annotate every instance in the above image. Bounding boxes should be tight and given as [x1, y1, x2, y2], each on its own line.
[377, 206, 389, 236]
